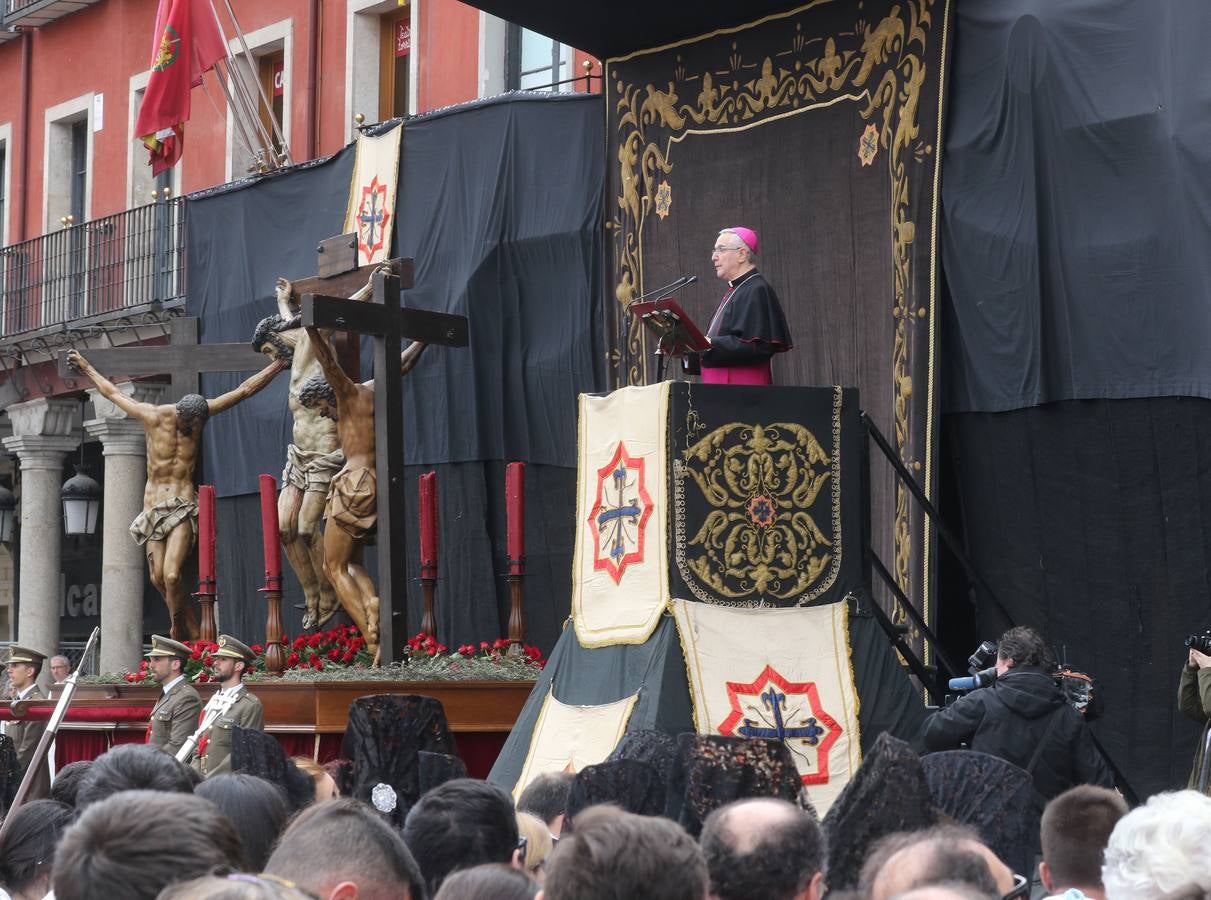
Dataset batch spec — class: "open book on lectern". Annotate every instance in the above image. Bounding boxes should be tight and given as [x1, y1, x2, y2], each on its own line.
[628, 297, 711, 357]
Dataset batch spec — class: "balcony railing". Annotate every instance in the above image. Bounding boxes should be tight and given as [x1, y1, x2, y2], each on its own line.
[0, 198, 186, 339]
[4, 0, 105, 29]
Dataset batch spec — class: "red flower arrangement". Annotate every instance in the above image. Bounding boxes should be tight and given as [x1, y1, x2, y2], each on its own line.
[121, 625, 544, 683]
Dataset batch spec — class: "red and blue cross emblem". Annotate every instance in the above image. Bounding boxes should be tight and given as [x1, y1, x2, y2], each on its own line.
[717, 664, 843, 786]
[356, 175, 392, 260]
[587, 441, 653, 584]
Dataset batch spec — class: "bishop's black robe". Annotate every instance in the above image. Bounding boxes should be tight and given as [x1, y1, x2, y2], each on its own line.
[701, 270, 793, 384]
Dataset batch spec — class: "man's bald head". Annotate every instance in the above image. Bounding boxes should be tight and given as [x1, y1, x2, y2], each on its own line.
[701, 797, 825, 900]
[891, 886, 997, 900]
[865, 826, 1014, 900]
[711, 797, 801, 851]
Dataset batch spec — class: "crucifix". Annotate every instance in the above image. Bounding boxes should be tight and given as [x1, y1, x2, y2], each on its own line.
[300, 234, 468, 664]
[57, 316, 266, 401]
[55, 254, 407, 396]
[56, 252, 415, 641]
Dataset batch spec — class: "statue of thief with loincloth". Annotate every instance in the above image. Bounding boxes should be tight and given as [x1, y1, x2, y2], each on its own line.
[67, 349, 287, 639]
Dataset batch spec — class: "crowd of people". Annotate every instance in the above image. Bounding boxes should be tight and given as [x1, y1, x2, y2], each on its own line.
[0, 738, 1209, 900]
[3, 623, 1211, 899]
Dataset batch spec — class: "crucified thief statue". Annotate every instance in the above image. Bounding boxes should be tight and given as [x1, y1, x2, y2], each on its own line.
[67, 349, 287, 639]
[250, 276, 351, 630]
[297, 326, 426, 663]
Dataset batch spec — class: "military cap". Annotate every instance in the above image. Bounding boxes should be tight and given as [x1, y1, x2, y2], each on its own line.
[214, 634, 256, 662]
[5, 645, 46, 666]
[145, 634, 191, 658]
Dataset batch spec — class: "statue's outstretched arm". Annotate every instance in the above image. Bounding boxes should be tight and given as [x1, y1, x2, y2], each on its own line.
[306, 326, 357, 402]
[207, 359, 287, 415]
[65, 350, 158, 424]
[400, 341, 428, 376]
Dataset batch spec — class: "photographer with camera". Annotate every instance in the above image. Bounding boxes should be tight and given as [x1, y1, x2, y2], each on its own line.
[923, 626, 1113, 800]
[1178, 632, 1211, 792]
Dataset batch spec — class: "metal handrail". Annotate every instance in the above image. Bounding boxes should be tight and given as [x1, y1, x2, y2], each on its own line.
[0, 198, 187, 339]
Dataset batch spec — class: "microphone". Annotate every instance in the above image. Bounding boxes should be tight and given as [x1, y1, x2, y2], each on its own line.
[948, 667, 998, 692]
[627, 275, 698, 308]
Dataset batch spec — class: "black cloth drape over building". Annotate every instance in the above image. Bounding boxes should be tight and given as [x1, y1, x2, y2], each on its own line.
[942, 0, 1211, 413]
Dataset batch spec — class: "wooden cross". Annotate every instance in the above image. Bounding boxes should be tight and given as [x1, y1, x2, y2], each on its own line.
[56, 317, 264, 400]
[54, 254, 410, 395]
[301, 236, 468, 664]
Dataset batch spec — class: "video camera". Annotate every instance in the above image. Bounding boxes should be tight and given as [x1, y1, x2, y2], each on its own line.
[947, 640, 999, 692]
[1186, 630, 1211, 656]
[947, 639, 1101, 720]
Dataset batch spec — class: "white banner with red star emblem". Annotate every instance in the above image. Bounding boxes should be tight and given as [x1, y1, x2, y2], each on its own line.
[572, 384, 671, 647]
[343, 122, 402, 266]
[512, 689, 639, 799]
[672, 598, 862, 813]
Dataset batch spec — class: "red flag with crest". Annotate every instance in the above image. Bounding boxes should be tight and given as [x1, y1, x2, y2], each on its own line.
[134, 0, 227, 175]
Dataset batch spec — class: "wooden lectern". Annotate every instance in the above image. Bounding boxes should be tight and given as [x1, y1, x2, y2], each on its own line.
[629, 297, 710, 381]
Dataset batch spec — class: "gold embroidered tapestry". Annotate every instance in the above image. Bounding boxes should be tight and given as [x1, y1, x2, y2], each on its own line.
[605, 0, 952, 648]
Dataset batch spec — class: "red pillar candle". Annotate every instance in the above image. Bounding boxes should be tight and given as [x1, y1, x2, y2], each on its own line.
[506, 461, 525, 572]
[197, 485, 216, 588]
[259, 474, 282, 583]
[419, 471, 438, 573]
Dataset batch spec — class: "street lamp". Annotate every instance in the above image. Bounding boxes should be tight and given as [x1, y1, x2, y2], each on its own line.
[0, 483, 15, 544]
[61, 466, 101, 536]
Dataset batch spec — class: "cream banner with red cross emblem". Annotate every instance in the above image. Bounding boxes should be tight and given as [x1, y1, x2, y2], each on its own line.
[343, 122, 402, 266]
[512, 689, 639, 799]
[672, 598, 862, 813]
[572, 383, 671, 647]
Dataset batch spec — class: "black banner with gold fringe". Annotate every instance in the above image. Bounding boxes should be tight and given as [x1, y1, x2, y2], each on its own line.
[668, 383, 864, 608]
[605, 0, 951, 641]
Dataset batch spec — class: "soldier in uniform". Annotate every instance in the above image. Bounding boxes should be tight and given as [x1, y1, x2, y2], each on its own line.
[5, 645, 50, 799]
[145, 634, 203, 757]
[191, 635, 264, 778]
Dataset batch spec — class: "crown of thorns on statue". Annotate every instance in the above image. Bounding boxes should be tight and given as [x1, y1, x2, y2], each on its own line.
[297, 374, 336, 410]
[251, 314, 297, 363]
[175, 394, 210, 433]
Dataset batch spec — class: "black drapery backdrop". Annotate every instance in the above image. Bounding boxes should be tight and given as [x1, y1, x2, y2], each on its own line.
[939, 2, 1211, 795]
[605, 0, 952, 643]
[184, 93, 604, 652]
[942, 0, 1211, 412]
[944, 399, 1211, 797]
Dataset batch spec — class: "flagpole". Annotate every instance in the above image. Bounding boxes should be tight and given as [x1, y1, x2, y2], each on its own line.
[217, 56, 277, 171]
[203, 0, 281, 171]
[201, 71, 259, 170]
[214, 0, 293, 166]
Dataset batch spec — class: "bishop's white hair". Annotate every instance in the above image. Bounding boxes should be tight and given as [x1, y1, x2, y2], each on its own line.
[1102, 790, 1211, 899]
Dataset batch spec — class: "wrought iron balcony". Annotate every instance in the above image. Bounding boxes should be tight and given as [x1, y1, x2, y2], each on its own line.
[3, 0, 104, 29]
[0, 198, 187, 341]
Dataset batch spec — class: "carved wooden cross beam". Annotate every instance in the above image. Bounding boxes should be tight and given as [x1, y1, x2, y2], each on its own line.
[301, 238, 468, 664]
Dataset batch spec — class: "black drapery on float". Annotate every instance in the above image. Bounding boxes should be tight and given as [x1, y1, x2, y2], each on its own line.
[184, 93, 605, 652]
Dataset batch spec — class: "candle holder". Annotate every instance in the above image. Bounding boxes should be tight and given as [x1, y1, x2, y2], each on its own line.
[258, 475, 285, 676]
[506, 555, 526, 645]
[419, 561, 438, 638]
[260, 573, 285, 676]
[194, 578, 218, 644]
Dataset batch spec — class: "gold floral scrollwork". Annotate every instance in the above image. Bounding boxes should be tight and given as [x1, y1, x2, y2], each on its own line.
[674, 387, 844, 607]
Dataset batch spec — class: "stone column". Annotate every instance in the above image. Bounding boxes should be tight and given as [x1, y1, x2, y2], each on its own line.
[2, 399, 80, 676]
[85, 383, 160, 674]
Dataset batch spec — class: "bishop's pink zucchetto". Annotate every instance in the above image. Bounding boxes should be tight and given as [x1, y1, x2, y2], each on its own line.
[724, 227, 758, 254]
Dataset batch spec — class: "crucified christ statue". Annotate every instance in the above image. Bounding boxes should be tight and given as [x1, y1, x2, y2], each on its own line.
[297, 326, 426, 663]
[67, 349, 287, 639]
[250, 275, 358, 630]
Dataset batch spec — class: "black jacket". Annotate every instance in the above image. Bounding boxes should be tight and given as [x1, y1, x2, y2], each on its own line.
[922, 667, 1113, 800]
